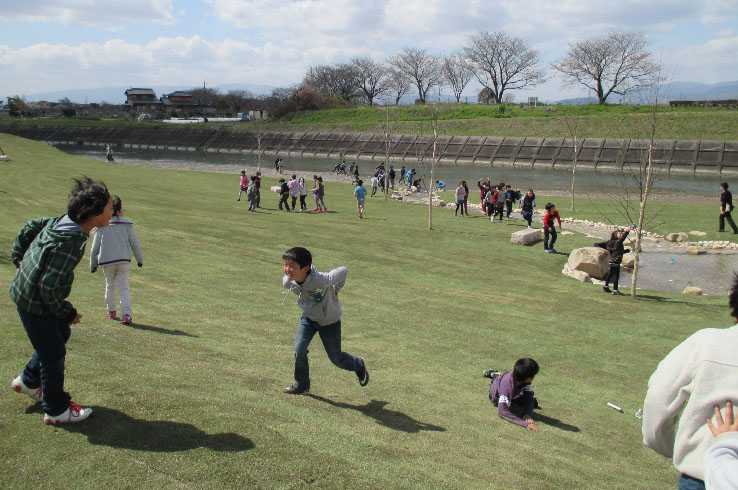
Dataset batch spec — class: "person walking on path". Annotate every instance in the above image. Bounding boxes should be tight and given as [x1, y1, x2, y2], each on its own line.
[719, 183, 738, 234]
[520, 190, 536, 228]
[90, 196, 144, 325]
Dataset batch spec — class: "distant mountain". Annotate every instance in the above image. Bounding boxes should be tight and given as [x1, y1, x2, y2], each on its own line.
[16, 83, 277, 105]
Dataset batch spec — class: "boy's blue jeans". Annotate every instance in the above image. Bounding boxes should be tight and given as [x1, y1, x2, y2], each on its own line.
[292, 313, 362, 389]
[17, 308, 72, 416]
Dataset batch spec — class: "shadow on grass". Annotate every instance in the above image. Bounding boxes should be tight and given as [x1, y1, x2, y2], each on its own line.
[633, 294, 689, 305]
[56, 406, 254, 452]
[533, 413, 580, 433]
[127, 322, 198, 338]
[307, 395, 446, 433]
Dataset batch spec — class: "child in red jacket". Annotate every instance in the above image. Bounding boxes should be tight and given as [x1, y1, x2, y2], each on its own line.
[543, 203, 562, 253]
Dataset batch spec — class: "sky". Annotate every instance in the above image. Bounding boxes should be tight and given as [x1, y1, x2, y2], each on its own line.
[1, 0, 738, 103]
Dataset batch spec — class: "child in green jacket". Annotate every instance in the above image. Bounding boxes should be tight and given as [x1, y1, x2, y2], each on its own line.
[10, 177, 112, 425]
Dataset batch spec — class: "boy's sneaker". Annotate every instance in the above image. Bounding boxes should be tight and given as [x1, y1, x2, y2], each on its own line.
[482, 370, 500, 380]
[283, 384, 309, 395]
[107, 311, 116, 320]
[312, 207, 320, 212]
[122, 314, 132, 325]
[602, 286, 612, 293]
[11, 376, 42, 402]
[612, 290, 623, 296]
[550, 248, 557, 253]
[44, 401, 92, 425]
[356, 357, 369, 387]
[544, 249, 551, 253]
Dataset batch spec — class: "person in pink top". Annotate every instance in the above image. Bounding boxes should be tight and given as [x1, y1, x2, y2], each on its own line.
[237, 170, 249, 202]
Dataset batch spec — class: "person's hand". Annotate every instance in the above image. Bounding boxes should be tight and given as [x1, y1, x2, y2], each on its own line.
[707, 401, 738, 437]
[71, 314, 82, 325]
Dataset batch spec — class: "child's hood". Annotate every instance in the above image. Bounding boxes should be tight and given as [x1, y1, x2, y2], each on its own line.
[41, 215, 88, 248]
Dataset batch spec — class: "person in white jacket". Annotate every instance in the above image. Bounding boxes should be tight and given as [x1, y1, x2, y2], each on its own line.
[90, 197, 143, 325]
[642, 276, 738, 490]
[704, 401, 738, 490]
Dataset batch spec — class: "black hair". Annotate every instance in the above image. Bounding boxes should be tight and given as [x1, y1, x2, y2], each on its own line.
[282, 247, 312, 269]
[729, 274, 738, 319]
[357, 179, 363, 186]
[279, 178, 285, 183]
[112, 195, 122, 216]
[67, 177, 110, 223]
[291, 174, 296, 179]
[512, 358, 539, 383]
[545, 202, 555, 211]
[721, 182, 729, 190]
[240, 169, 246, 174]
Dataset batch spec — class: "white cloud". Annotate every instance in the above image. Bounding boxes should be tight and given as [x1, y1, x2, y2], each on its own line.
[667, 35, 738, 82]
[0, 0, 176, 26]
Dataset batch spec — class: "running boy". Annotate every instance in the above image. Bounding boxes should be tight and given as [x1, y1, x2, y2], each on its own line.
[10, 177, 113, 424]
[354, 179, 367, 219]
[282, 247, 368, 394]
[483, 358, 540, 431]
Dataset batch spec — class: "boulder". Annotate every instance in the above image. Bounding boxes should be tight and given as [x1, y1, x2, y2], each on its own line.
[686, 246, 707, 255]
[567, 247, 610, 279]
[689, 231, 707, 237]
[270, 185, 281, 193]
[510, 228, 541, 245]
[666, 232, 689, 242]
[562, 264, 591, 283]
[621, 253, 635, 269]
[436, 200, 446, 207]
[683, 287, 703, 295]
[560, 231, 575, 236]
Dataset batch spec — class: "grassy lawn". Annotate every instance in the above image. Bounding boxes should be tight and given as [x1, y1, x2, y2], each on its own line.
[3, 103, 738, 141]
[0, 134, 732, 489]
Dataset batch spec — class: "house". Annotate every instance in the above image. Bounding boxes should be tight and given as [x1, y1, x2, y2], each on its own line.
[124, 88, 162, 113]
[160, 91, 200, 117]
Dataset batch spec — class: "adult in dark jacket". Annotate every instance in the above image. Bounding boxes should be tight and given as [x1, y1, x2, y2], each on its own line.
[719, 183, 738, 234]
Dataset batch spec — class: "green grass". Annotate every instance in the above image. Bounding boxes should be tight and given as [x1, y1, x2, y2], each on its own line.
[0, 134, 731, 489]
[3, 103, 738, 141]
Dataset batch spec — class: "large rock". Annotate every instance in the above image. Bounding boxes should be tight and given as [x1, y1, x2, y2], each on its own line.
[666, 232, 689, 242]
[621, 253, 635, 269]
[567, 247, 610, 279]
[683, 287, 703, 295]
[686, 246, 707, 255]
[562, 263, 591, 283]
[510, 228, 541, 245]
[689, 231, 707, 237]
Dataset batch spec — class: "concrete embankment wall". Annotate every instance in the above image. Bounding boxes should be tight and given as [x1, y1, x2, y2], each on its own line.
[2, 124, 737, 174]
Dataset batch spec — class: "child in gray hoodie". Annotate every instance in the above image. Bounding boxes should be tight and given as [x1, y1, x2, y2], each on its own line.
[282, 247, 368, 394]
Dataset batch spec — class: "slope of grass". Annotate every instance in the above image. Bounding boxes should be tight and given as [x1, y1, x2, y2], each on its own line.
[3, 103, 738, 141]
[0, 133, 730, 489]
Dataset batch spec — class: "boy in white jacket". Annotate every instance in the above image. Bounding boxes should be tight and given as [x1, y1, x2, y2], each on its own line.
[642, 277, 738, 489]
[90, 197, 144, 325]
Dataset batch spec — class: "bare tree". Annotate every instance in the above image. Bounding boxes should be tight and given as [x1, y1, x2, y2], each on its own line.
[351, 57, 389, 107]
[553, 30, 657, 104]
[388, 47, 442, 104]
[441, 53, 474, 103]
[386, 68, 412, 105]
[305, 64, 360, 101]
[464, 30, 546, 104]
[224, 89, 254, 113]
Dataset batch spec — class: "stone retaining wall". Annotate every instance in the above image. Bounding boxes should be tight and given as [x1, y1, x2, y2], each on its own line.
[2, 124, 737, 174]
